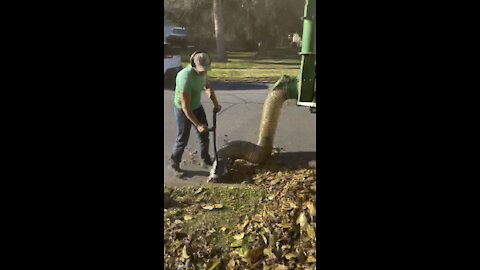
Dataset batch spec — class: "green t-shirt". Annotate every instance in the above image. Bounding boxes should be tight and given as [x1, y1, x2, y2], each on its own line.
[174, 65, 206, 110]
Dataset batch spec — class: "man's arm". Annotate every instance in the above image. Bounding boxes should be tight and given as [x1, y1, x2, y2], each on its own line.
[181, 91, 207, 132]
[205, 79, 221, 112]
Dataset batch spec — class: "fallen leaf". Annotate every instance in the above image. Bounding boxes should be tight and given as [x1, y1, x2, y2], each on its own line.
[238, 217, 249, 230]
[307, 256, 316, 263]
[306, 202, 316, 217]
[297, 212, 308, 228]
[203, 205, 214, 210]
[195, 193, 205, 202]
[263, 247, 276, 259]
[233, 233, 245, 240]
[184, 215, 192, 221]
[214, 203, 223, 209]
[206, 258, 221, 270]
[244, 247, 262, 264]
[259, 232, 268, 245]
[227, 258, 235, 269]
[268, 194, 275, 200]
[194, 187, 204, 194]
[285, 253, 297, 260]
[274, 264, 288, 270]
[289, 201, 298, 209]
[270, 179, 280, 185]
[306, 225, 316, 239]
[230, 239, 243, 248]
[220, 227, 227, 232]
[181, 245, 189, 259]
[239, 245, 248, 257]
[174, 219, 183, 225]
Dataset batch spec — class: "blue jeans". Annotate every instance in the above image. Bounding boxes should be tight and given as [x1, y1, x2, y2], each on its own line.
[170, 105, 211, 165]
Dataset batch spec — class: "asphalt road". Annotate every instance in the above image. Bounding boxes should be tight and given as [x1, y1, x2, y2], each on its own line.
[163, 83, 316, 186]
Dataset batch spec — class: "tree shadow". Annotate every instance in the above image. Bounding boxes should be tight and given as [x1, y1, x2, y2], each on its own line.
[270, 151, 317, 168]
[210, 82, 270, 90]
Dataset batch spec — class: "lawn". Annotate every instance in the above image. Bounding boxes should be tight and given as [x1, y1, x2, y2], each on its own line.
[164, 161, 316, 269]
[178, 47, 301, 83]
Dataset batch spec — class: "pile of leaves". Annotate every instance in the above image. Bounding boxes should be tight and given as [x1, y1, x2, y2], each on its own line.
[164, 162, 316, 269]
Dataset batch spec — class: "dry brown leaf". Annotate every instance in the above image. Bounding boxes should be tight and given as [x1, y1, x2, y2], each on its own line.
[306, 202, 316, 217]
[203, 205, 214, 210]
[174, 219, 183, 225]
[214, 203, 223, 209]
[259, 232, 268, 245]
[183, 215, 193, 221]
[270, 179, 280, 185]
[289, 201, 298, 209]
[297, 212, 308, 228]
[306, 225, 316, 240]
[285, 252, 297, 260]
[263, 247, 276, 259]
[238, 217, 249, 230]
[227, 258, 235, 269]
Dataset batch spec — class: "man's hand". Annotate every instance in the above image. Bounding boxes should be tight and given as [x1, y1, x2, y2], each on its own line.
[214, 104, 222, 113]
[197, 124, 208, 133]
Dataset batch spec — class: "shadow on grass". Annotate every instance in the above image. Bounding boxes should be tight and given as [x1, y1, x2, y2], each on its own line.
[211, 66, 299, 69]
[164, 195, 184, 209]
[181, 169, 209, 178]
[250, 61, 300, 66]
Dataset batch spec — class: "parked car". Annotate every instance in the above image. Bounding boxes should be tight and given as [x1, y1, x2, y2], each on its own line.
[166, 27, 187, 48]
[164, 42, 182, 89]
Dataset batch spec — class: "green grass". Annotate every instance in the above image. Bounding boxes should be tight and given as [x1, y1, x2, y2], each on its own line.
[178, 47, 301, 83]
[164, 185, 267, 248]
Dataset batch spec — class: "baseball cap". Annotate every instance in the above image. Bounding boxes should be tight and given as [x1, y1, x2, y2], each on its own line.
[193, 52, 212, 72]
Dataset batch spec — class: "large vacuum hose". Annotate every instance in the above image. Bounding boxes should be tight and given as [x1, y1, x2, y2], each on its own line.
[210, 85, 291, 179]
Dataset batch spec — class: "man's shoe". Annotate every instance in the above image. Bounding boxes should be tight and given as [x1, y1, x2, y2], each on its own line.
[200, 159, 213, 169]
[168, 164, 184, 177]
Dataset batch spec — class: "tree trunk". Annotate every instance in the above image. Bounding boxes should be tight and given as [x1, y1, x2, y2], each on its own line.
[213, 0, 226, 61]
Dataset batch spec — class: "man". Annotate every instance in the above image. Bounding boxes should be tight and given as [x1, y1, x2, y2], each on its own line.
[168, 51, 222, 177]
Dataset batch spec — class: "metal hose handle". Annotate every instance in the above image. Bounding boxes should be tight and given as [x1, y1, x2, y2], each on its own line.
[207, 109, 219, 182]
[212, 109, 218, 163]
